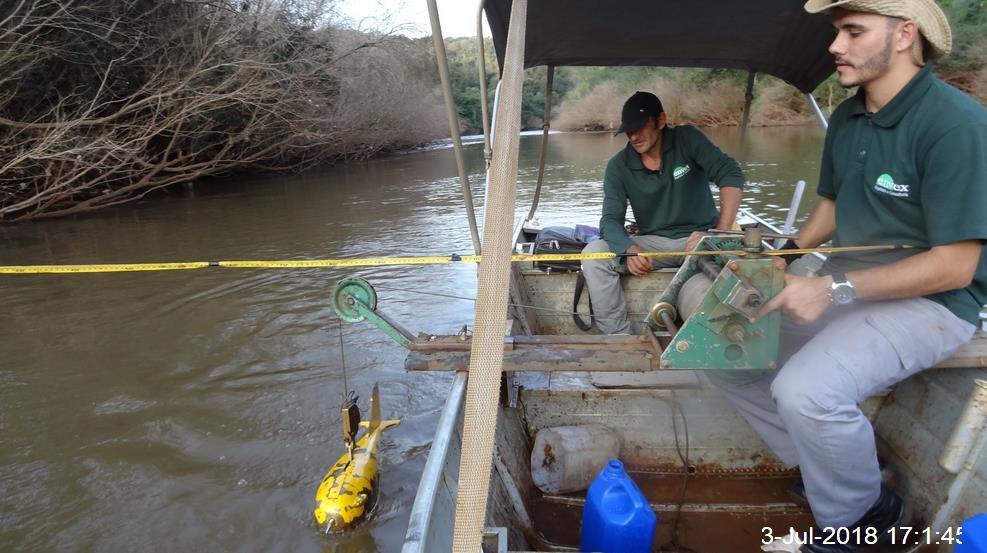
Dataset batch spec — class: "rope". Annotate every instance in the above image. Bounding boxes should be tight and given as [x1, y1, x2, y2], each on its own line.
[338, 318, 349, 397]
[452, 0, 527, 549]
[371, 284, 648, 323]
[0, 244, 916, 274]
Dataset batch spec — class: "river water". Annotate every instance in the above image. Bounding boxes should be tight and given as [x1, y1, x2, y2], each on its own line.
[0, 126, 824, 553]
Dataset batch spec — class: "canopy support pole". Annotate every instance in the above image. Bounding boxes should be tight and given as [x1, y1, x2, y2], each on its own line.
[482, 80, 504, 225]
[525, 65, 554, 223]
[427, 0, 482, 255]
[740, 71, 756, 133]
[806, 93, 829, 129]
[774, 180, 807, 249]
[476, 0, 493, 166]
[452, 0, 528, 550]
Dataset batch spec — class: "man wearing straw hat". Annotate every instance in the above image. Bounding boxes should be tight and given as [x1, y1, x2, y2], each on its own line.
[712, 1, 987, 551]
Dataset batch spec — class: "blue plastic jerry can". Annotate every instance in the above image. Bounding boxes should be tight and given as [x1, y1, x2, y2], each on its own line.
[957, 514, 987, 552]
[580, 459, 657, 553]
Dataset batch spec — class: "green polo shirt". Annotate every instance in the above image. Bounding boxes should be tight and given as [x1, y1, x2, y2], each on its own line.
[818, 65, 987, 325]
[600, 125, 746, 254]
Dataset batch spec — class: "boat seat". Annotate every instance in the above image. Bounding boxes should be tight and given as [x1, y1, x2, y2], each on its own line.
[933, 330, 987, 369]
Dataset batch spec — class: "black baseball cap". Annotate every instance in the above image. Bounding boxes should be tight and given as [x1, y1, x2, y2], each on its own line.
[616, 91, 664, 134]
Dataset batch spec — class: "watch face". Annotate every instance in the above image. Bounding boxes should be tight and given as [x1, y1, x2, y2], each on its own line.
[832, 283, 855, 304]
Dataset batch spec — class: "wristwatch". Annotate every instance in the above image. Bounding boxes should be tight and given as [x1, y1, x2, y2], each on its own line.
[830, 272, 856, 305]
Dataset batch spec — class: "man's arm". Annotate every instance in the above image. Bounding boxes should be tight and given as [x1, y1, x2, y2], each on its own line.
[687, 186, 743, 251]
[754, 241, 982, 324]
[791, 197, 836, 248]
[850, 241, 981, 299]
[682, 125, 745, 250]
[715, 186, 742, 230]
[600, 161, 632, 255]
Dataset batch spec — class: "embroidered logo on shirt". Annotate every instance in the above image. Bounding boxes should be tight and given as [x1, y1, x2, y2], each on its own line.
[673, 165, 691, 179]
[874, 173, 910, 197]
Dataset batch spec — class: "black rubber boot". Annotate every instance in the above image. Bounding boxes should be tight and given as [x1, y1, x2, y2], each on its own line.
[799, 485, 907, 553]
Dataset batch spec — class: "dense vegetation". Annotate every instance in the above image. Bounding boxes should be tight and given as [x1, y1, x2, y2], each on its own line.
[0, 0, 446, 222]
[445, 0, 985, 133]
[1, 0, 983, 222]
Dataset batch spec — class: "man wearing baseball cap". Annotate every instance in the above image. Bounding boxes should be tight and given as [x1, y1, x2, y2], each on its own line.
[581, 91, 745, 334]
[710, 1, 987, 551]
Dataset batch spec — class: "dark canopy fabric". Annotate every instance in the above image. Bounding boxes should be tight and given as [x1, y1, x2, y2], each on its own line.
[484, 0, 837, 93]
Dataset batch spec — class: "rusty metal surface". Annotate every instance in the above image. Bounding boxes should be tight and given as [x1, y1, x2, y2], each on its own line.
[531, 470, 812, 553]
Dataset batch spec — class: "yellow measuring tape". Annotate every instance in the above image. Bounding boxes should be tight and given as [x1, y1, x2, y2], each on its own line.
[0, 245, 913, 274]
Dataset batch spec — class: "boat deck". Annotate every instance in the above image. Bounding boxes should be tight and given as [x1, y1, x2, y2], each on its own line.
[533, 470, 809, 552]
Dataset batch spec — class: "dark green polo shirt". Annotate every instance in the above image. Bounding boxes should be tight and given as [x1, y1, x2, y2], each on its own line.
[818, 65, 987, 325]
[600, 125, 746, 254]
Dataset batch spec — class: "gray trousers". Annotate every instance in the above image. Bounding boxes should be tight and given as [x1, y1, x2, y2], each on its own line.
[709, 297, 975, 528]
[581, 235, 689, 334]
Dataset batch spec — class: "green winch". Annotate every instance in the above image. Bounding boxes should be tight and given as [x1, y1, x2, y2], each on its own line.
[648, 226, 786, 370]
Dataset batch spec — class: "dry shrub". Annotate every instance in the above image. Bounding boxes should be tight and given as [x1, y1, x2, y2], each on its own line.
[0, 0, 446, 222]
[0, 0, 339, 221]
[553, 69, 842, 131]
[554, 71, 747, 130]
[552, 82, 626, 131]
[966, 37, 987, 105]
[972, 67, 987, 105]
[664, 77, 744, 126]
[328, 32, 446, 158]
[751, 77, 816, 126]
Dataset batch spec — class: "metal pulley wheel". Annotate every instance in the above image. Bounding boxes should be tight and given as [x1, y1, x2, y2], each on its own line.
[331, 278, 378, 322]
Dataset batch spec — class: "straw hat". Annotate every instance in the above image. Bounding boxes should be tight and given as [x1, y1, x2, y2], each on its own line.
[804, 0, 952, 64]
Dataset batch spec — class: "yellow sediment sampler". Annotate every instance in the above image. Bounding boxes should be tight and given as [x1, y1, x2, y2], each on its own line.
[314, 384, 399, 533]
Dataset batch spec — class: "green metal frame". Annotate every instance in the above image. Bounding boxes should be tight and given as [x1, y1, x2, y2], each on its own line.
[655, 236, 786, 370]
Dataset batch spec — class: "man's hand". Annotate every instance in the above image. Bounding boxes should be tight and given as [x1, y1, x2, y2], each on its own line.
[751, 274, 834, 325]
[626, 245, 652, 276]
[685, 231, 705, 252]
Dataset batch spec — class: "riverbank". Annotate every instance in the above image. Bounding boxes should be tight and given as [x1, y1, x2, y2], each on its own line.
[0, 2, 448, 224]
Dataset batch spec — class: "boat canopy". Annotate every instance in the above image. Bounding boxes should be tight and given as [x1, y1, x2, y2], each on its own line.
[484, 0, 837, 93]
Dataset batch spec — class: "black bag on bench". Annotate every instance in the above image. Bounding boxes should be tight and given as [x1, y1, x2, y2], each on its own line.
[531, 225, 599, 331]
[532, 225, 599, 271]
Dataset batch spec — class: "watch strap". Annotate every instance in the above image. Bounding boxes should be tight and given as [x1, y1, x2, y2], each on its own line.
[778, 240, 802, 265]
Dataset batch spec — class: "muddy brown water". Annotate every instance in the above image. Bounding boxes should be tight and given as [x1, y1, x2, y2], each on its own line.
[0, 127, 824, 552]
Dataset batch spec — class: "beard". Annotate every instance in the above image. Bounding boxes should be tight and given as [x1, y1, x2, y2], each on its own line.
[837, 31, 894, 88]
